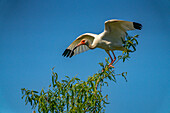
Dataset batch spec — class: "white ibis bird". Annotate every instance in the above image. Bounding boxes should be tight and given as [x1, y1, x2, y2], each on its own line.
[62, 19, 142, 67]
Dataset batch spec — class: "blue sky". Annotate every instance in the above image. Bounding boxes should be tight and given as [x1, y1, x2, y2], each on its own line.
[0, 0, 170, 113]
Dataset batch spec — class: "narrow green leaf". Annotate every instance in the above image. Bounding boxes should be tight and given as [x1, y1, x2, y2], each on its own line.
[21, 95, 25, 99]
[131, 44, 136, 51]
[122, 72, 128, 82]
[65, 76, 70, 79]
[128, 40, 133, 45]
[134, 35, 139, 38]
[75, 78, 80, 81]
[132, 38, 138, 45]
[108, 75, 114, 81]
[62, 80, 68, 83]
[52, 75, 54, 86]
[104, 82, 108, 86]
[99, 63, 104, 67]
[55, 73, 58, 81]
[33, 91, 39, 93]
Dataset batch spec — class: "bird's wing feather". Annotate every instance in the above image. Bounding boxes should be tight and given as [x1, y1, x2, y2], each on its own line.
[104, 19, 142, 41]
[105, 19, 142, 32]
[62, 33, 95, 58]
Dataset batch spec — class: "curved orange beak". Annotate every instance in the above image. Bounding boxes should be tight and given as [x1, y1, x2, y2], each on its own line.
[73, 41, 85, 51]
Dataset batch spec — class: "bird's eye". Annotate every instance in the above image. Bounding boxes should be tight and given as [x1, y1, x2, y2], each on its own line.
[82, 40, 85, 42]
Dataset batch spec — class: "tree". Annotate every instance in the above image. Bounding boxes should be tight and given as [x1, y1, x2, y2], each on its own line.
[21, 35, 139, 113]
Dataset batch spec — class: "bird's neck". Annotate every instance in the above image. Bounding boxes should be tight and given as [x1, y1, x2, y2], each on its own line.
[87, 40, 97, 49]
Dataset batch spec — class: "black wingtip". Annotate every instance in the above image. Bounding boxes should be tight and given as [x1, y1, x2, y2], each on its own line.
[133, 22, 142, 30]
[62, 49, 68, 57]
[69, 51, 74, 58]
[66, 50, 71, 57]
[62, 49, 74, 58]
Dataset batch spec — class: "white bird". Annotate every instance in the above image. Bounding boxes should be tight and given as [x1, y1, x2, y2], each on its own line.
[62, 19, 142, 68]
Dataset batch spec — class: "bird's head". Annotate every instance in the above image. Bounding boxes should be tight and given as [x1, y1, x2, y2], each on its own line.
[78, 39, 88, 45]
[73, 39, 88, 50]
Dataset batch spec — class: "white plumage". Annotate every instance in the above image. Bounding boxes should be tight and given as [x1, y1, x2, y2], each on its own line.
[62, 19, 142, 67]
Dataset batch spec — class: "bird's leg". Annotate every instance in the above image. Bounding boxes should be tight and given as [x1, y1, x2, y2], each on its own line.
[111, 50, 116, 64]
[105, 50, 115, 68]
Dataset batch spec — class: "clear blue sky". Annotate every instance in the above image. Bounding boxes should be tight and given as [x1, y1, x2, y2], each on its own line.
[0, 0, 170, 113]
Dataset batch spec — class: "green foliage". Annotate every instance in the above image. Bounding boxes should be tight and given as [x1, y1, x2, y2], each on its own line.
[120, 35, 139, 62]
[21, 35, 139, 113]
[21, 60, 120, 113]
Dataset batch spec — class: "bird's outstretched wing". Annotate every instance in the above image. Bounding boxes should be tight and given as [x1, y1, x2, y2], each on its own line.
[105, 19, 142, 32]
[104, 19, 142, 41]
[62, 33, 96, 58]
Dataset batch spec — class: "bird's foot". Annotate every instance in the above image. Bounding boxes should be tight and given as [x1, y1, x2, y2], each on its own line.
[102, 64, 114, 72]
[108, 64, 115, 68]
